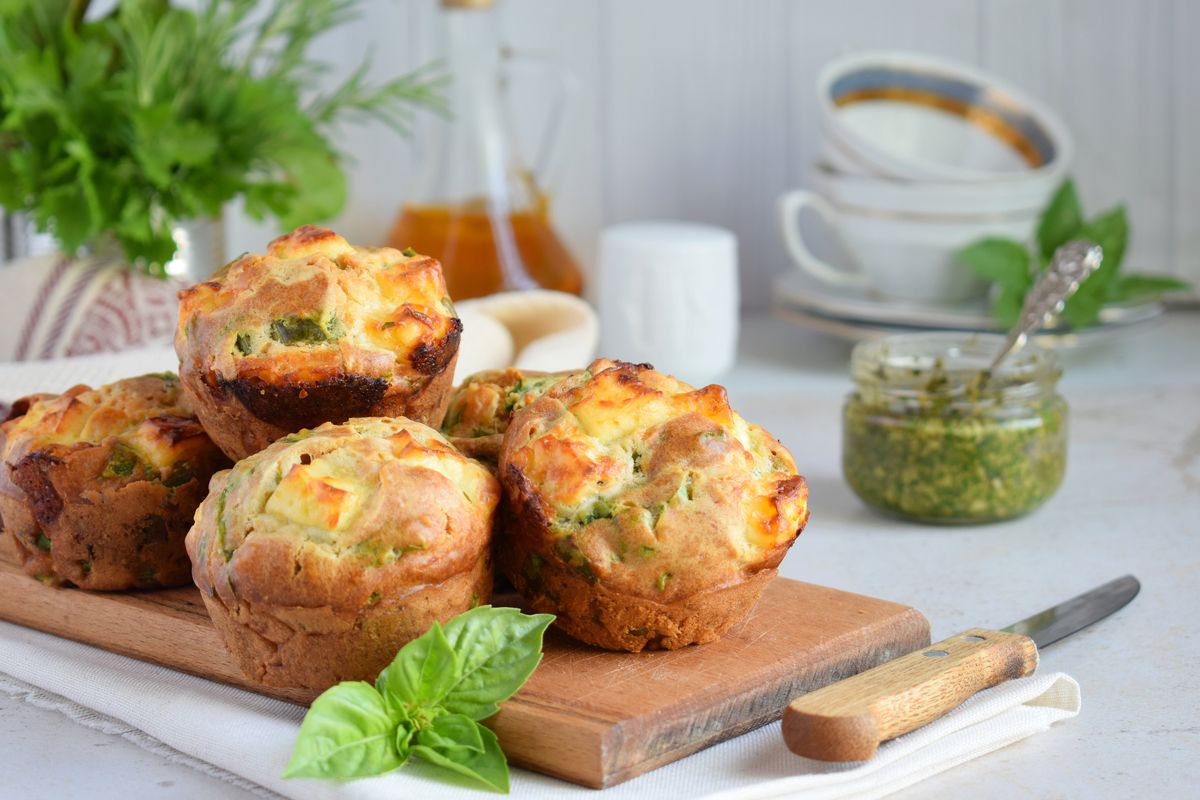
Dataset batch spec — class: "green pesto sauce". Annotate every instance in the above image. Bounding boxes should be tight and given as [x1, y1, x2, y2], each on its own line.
[843, 386, 1067, 524]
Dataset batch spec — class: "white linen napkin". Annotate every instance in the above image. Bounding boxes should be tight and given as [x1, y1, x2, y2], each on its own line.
[0, 619, 1079, 800]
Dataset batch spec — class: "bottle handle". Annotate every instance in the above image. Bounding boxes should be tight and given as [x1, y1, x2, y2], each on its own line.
[778, 190, 870, 288]
[500, 47, 579, 195]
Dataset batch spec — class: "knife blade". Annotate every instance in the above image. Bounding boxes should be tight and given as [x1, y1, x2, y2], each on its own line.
[782, 575, 1140, 761]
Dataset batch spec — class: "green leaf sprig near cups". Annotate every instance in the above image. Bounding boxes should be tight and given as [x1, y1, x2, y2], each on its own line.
[958, 179, 1191, 328]
[284, 606, 555, 793]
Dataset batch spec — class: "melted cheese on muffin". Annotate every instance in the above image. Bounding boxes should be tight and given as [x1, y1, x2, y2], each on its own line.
[1, 374, 209, 478]
[502, 360, 808, 596]
[213, 418, 498, 562]
[442, 368, 571, 439]
[176, 226, 459, 386]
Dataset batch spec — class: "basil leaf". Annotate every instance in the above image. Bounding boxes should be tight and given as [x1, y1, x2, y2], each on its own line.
[438, 606, 555, 720]
[958, 239, 1031, 290]
[417, 712, 486, 759]
[1037, 179, 1084, 259]
[376, 621, 459, 713]
[1107, 273, 1192, 302]
[282, 682, 405, 780]
[1060, 285, 1105, 328]
[412, 720, 510, 793]
[1076, 206, 1129, 288]
[989, 283, 1026, 328]
[1055, 205, 1128, 327]
[396, 720, 415, 761]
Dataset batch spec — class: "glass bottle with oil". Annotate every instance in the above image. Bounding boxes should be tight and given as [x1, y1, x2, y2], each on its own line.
[387, 0, 583, 300]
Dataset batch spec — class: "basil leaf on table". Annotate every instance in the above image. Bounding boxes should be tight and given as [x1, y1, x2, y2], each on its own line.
[417, 712, 487, 759]
[282, 681, 406, 779]
[376, 619, 460, 712]
[412, 719, 511, 793]
[285, 606, 554, 793]
[438, 606, 555, 720]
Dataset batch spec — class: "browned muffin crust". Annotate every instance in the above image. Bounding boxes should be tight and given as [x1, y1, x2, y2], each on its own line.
[175, 225, 461, 460]
[441, 368, 574, 465]
[498, 359, 810, 652]
[0, 375, 228, 590]
[187, 417, 500, 690]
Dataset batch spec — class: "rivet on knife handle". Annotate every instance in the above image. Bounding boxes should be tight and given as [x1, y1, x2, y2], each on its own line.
[781, 628, 1038, 761]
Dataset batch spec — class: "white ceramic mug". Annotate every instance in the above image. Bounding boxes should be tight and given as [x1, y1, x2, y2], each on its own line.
[597, 222, 738, 386]
[778, 189, 1037, 303]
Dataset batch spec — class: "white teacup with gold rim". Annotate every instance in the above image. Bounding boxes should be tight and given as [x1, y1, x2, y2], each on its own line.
[778, 187, 1038, 304]
[817, 51, 1072, 193]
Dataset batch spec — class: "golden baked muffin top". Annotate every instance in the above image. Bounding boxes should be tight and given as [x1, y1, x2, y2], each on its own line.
[441, 368, 571, 439]
[176, 226, 460, 385]
[190, 417, 500, 609]
[501, 360, 809, 600]
[1, 373, 212, 482]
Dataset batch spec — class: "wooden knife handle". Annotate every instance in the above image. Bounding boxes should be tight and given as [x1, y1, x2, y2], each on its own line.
[782, 627, 1038, 762]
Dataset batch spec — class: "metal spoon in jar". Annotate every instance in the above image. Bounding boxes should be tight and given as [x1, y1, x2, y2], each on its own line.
[987, 240, 1104, 372]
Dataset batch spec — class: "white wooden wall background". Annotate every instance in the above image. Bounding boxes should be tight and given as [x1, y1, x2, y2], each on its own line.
[228, 0, 1200, 310]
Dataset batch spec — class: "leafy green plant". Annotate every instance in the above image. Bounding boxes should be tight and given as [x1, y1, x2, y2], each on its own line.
[284, 606, 554, 793]
[0, 0, 445, 275]
[958, 179, 1190, 328]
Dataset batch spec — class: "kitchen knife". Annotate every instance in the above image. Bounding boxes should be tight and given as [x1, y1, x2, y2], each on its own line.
[782, 574, 1140, 761]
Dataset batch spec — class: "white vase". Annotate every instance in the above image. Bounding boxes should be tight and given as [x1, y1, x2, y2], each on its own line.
[0, 214, 224, 362]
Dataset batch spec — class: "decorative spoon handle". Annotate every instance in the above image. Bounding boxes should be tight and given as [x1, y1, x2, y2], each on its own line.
[988, 240, 1104, 372]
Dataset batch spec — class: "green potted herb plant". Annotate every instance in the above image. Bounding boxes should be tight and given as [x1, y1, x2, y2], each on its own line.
[0, 0, 442, 360]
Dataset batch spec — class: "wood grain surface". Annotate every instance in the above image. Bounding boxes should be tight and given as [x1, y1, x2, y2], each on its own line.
[0, 548, 930, 788]
[782, 627, 1039, 762]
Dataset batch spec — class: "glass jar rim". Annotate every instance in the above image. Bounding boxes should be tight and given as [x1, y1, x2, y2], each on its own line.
[850, 332, 1062, 404]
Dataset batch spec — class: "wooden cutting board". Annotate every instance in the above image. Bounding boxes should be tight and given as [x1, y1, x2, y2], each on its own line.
[0, 549, 929, 788]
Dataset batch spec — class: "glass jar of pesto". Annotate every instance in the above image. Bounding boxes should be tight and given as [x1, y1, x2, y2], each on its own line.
[843, 333, 1067, 524]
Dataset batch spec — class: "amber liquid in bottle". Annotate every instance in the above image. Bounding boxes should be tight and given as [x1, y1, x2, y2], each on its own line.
[388, 202, 583, 301]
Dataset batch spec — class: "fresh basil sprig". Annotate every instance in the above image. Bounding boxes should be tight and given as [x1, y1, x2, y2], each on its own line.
[284, 606, 554, 793]
[958, 179, 1191, 328]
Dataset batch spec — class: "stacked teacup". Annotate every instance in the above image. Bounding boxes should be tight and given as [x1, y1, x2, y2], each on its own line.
[780, 52, 1072, 304]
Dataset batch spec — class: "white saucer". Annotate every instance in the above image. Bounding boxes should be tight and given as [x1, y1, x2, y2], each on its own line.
[771, 269, 1164, 347]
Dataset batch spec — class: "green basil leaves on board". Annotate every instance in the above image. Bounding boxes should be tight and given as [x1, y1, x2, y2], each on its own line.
[958, 179, 1190, 328]
[283, 606, 554, 793]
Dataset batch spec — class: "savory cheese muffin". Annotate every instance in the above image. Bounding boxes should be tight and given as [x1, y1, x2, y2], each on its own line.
[441, 368, 572, 464]
[498, 359, 809, 652]
[176, 225, 462, 460]
[187, 417, 499, 690]
[0, 374, 227, 590]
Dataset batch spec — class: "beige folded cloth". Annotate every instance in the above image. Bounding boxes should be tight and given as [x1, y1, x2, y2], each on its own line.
[454, 290, 598, 382]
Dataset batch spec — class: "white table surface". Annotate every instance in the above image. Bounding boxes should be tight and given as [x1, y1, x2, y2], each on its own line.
[2, 312, 1198, 799]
